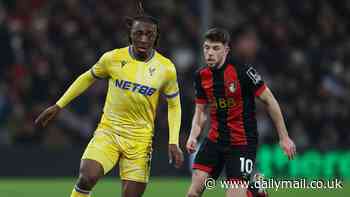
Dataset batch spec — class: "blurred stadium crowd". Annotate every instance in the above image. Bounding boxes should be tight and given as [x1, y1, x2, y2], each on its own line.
[0, 0, 349, 151]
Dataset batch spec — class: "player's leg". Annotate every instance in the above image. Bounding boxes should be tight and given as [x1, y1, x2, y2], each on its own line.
[187, 162, 224, 197]
[118, 136, 152, 197]
[72, 159, 104, 197]
[187, 139, 224, 197]
[247, 171, 269, 197]
[187, 169, 210, 197]
[225, 181, 247, 197]
[71, 131, 120, 197]
[225, 175, 268, 197]
[121, 180, 147, 197]
[224, 146, 256, 197]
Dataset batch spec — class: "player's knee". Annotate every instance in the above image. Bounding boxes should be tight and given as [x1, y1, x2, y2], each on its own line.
[76, 159, 104, 190]
[77, 173, 100, 190]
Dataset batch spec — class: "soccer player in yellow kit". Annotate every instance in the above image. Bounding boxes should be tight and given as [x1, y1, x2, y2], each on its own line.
[35, 14, 184, 197]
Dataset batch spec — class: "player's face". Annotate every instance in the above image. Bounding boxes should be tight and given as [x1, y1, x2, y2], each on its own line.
[130, 21, 157, 55]
[203, 40, 229, 68]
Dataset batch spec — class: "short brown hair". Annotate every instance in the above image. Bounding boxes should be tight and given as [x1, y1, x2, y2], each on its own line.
[204, 28, 231, 45]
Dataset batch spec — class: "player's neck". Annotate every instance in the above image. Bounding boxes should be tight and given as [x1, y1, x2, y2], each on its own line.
[211, 57, 227, 69]
[130, 46, 154, 62]
[216, 62, 225, 69]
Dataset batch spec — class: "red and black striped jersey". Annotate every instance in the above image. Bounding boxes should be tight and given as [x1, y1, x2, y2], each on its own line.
[194, 63, 267, 146]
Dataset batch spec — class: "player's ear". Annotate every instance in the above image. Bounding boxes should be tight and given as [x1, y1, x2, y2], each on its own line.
[224, 44, 230, 54]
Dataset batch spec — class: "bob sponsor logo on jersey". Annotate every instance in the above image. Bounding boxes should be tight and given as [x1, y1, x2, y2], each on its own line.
[115, 79, 156, 96]
[212, 98, 236, 109]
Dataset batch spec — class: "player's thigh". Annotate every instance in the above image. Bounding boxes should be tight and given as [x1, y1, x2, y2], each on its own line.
[224, 146, 256, 197]
[225, 146, 257, 180]
[82, 130, 121, 175]
[193, 138, 224, 178]
[119, 138, 152, 183]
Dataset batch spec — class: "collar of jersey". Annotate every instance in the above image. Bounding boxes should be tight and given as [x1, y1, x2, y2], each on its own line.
[209, 61, 228, 72]
[128, 46, 155, 63]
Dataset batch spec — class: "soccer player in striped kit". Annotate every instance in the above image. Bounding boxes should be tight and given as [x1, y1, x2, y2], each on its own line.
[186, 28, 296, 197]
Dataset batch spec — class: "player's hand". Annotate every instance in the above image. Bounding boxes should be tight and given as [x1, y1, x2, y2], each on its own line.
[35, 104, 61, 127]
[186, 137, 198, 154]
[279, 136, 296, 160]
[168, 144, 184, 169]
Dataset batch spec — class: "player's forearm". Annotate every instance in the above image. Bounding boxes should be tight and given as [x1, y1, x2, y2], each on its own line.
[189, 124, 202, 139]
[265, 98, 289, 139]
[56, 70, 96, 108]
[168, 96, 181, 145]
[189, 109, 207, 139]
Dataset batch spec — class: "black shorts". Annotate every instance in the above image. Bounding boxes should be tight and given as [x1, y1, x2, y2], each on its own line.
[192, 138, 257, 180]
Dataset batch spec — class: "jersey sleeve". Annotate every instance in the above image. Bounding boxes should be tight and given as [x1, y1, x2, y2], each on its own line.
[242, 65, 266, 96]
[90, 52, 110, 79]
[162, 62, 181, 144]
[162, 63, 180, 99]
[193, 69, 208, 104]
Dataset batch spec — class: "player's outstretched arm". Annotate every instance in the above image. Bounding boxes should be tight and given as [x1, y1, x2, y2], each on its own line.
[167, 95, 184, 168]
[35, 70, 96, 127]
[257, 87, 296, 160]
[186, 103, 208, 154]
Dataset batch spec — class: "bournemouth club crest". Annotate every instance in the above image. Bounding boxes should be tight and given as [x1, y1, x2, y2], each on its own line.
[228, 81, 237, 93]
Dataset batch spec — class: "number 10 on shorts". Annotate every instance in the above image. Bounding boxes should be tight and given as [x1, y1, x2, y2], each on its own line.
[240, 157, 253, 173]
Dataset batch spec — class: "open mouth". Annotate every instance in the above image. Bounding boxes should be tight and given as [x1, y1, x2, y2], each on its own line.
[207, 59, 215, 62]
[136, 46, 148, 52]
[134, 43, 149, 50]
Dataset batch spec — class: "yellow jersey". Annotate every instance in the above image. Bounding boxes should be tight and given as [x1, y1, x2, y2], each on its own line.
[90, 46, 180, 143]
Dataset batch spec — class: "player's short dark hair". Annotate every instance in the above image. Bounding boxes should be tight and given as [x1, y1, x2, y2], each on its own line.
[204, 28, 231, 45]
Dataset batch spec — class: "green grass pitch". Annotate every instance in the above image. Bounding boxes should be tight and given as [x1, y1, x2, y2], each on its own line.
[0, 178, 347, 197]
